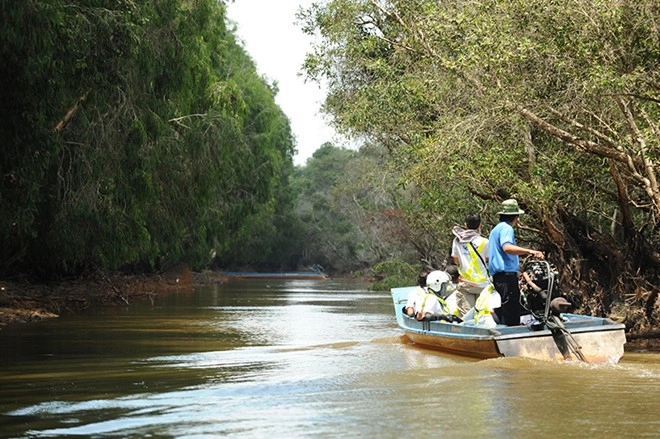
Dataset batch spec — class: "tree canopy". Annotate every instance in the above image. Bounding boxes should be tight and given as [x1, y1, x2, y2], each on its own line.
[290, 142, 424, 273]
[300, 0, 659, 328]
[0, 0, 295, 277]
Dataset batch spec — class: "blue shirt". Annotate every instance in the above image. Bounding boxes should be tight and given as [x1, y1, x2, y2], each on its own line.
[488, 221, 518, 275]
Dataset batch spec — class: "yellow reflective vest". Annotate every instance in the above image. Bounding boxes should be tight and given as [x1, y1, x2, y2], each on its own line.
[474, 284, 496, 323]
[418, 292, 461, 317]
[460, 239, 489, 285]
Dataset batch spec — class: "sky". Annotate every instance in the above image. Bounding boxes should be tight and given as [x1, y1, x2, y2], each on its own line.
[225, 0, 341, 166]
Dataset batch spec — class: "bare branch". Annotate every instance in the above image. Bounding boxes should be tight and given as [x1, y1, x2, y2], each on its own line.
[53, 89, 91, 132]
[616, 97, 660, 218]
[547, 107, 620, 150]
[168, 114, 207, 129]
[517, 105, 628, 162]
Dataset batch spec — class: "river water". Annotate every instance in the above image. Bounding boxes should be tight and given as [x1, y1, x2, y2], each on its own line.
[0, 277, 658, 438]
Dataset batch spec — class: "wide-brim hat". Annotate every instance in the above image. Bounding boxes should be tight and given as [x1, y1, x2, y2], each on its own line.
[497, 198, 525, 215]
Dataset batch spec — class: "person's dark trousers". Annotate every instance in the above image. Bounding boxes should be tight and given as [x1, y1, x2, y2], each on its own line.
[492, 272, 520, 326]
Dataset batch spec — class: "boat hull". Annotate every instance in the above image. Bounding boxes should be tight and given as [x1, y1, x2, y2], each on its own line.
[403, 329, 502, 359]
[494, 324, 626, 363]
[392, 287, 626, 363]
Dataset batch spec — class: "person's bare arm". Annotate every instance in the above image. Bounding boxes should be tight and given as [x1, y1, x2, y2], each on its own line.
[502, 243, 543, 259]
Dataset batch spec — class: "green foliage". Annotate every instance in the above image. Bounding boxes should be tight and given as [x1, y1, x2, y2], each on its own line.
[291, 143, 359, 271]
[0, 0, 295, 277]
[290, 142, 426, 273]
[369, 259, 419, 291]
[301, 0, 659, 322]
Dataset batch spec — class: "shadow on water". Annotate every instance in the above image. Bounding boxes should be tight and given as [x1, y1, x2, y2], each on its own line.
[0, 278, 658, 438]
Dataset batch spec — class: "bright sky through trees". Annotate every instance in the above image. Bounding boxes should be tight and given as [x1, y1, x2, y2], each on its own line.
[226, 0, 339, 165]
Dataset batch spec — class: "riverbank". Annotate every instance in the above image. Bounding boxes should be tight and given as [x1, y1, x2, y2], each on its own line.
[0, 265, 225, 328]
[1, 268, 657, 352]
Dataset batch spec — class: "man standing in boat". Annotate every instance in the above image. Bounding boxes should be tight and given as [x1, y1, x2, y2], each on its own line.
[451, 212, 489, 308]
[488, 199, 544, 326]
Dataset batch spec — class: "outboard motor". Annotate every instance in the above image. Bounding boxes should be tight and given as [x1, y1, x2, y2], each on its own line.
[520, 259, 561, 318]
[520, 259, 587, 362]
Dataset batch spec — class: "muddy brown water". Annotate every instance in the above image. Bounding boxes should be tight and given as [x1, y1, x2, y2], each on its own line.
[0, 278, 658, 438]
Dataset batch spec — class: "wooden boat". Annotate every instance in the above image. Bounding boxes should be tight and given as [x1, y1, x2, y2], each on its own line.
[391, 286, 626, 363]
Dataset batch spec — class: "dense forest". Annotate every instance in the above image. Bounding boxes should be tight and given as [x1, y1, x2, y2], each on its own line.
[1, 0, 299, 275]
[0, 1, 657, 333]
[296, 0, 659, 332]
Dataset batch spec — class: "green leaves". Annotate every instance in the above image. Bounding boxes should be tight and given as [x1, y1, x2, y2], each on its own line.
[0, 0, 295, 277]
[300, 0, 659, 310]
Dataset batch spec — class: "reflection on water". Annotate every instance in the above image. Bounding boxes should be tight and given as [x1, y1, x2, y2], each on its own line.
[0, 278, 659, 438]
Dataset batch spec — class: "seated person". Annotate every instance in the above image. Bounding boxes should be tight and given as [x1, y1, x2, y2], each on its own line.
[467, 283, 501, 328]
[443, 265, 471, 316]
[415, 268, 463, 322]
[404, 270, 429, 317]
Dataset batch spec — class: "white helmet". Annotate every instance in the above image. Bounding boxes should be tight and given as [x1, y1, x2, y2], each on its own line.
[426, 270, 451, 295]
